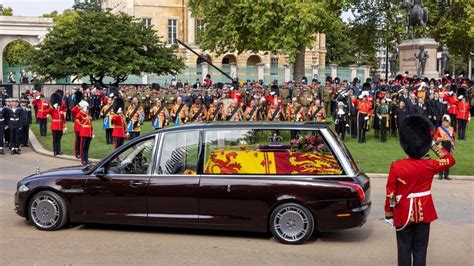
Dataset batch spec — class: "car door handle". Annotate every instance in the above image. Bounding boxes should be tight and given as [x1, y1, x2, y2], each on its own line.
[129, 180, 145, 188]
[227, 184, 231, 192]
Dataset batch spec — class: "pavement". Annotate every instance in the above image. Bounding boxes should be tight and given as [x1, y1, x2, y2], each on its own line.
[0, 148, 473, 265]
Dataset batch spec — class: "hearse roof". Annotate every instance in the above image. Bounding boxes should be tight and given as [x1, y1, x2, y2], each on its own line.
[143, 122, 332, 137]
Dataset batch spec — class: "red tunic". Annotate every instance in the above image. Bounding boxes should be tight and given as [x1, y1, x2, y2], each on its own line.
[111, 114, 126, 138]
[76, 111, 94, 138]
[443, 94, 458, 115]
[70, 106, 81, 132]
[456, 101, 470, 120]
[385, 149, 456, 227]
[32, 99, 50, 119]
[353, 99, 372, 114]
[48, 108, 66, 131]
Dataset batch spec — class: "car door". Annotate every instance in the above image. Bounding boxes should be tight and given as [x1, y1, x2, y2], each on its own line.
[83, 136, 157, 222]
[146, 130, 200, 225]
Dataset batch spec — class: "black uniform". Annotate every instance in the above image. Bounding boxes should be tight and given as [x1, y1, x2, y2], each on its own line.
[334, 108, 349, 141]
[348, 98, 358, 138]
[19, 103, 32, 146]
[0, 103, 5, 154]
[5, 105, 24, 154]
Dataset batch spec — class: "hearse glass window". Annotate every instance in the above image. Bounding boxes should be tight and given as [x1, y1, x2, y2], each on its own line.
[157, 131, 199, 175]
[108, 138, 155, 175]
[204, 129, 343, 175]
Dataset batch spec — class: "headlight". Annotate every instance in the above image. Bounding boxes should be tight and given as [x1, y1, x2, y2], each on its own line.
[18, 184, 29, 192]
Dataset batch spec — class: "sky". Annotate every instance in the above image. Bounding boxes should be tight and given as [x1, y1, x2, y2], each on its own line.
[1, 0, 74, 16]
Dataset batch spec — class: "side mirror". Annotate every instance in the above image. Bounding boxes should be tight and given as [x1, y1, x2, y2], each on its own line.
[94, 167, 111, 180]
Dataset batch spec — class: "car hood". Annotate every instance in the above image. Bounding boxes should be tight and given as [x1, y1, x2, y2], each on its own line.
[21, 165, 87, 183]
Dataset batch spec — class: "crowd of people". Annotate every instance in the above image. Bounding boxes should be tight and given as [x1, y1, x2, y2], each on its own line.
[0, 73, 472, 171]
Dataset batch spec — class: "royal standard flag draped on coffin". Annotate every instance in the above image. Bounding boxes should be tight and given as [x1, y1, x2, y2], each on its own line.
[204, 150, 342, 175]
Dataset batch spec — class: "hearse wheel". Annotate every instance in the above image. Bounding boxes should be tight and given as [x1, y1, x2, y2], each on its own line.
[270, 203, 314, 244]
[29, 191, 68, 231]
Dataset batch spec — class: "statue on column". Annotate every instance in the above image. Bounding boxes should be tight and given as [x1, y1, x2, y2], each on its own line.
[414, 45, 429, 77]
[440, 45, 450, 77]
[389, 47, 399, 78]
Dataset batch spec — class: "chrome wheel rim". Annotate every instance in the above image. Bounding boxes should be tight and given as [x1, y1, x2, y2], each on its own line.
[30, 195, 60, 229]
[273, 206, 310, 242]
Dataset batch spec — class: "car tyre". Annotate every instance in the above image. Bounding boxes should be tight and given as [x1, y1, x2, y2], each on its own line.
[270, 203, 314, 245]
[28, 191, 68, 231]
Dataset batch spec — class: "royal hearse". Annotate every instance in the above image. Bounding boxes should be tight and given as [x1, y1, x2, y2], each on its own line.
[14, 122, 370, 244]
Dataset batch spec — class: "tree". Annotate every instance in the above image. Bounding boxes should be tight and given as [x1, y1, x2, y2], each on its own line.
[3, 40, 32, 66]
[28, 9, 185, 86]
[188, 0, 341, 81]
[0, 4, 13, 16]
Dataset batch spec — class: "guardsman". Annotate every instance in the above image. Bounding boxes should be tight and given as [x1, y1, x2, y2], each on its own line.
[353, 92, 372, 143]
[443, 91, 458, 132]
[307, 99, 326, 122]
[244, 99, 260, 121]
[19, 98, 32, 147]
[226, 99, 244, 121]
[150, 98, 169, 129]
[433, 115, 455, 180]
[76, 103, 94, 165]
[125, 96, 145, 140]
[0, 96, 5, 154]
[188, 97, 207, 123]
[47, 93, 67, 156]
[5, 98, 23, 155]
[455, 95, 470, 140]
[71, 100, 87, 159]
[100, 94, 115, 145]
[170, 96, 188, 125]
[377, 98, 390, 143]
[206, 101, 224, 121]
[385, 115, 455, 266]
[32, 94, 50, 136]
[111, 98, 126, 149]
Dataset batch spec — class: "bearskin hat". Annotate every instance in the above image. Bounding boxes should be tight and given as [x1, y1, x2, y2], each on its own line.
[399, 115, 433, 159]
[55, 89, 64, 99]
[113, 97, 124, 113]
[50, 92, 63, 107]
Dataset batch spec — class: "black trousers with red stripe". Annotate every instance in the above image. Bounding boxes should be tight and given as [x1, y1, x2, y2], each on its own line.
[80, 137, 92, 164]
[114, 137, 124, 149]
[396, 223, 430, 266]
[52, 130, 63, 155]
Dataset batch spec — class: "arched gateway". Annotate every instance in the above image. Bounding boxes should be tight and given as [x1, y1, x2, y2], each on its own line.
[0, 16, 53, 81]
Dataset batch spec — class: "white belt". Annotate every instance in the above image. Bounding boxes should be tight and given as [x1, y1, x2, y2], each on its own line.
[394, 190, 431, 232]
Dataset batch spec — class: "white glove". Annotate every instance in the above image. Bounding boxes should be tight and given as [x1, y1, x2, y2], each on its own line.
[384, 218, 394, 229]
[345, 124, 349, 127]
[92, 134, 95, 139]
[364, 116, 369, 121]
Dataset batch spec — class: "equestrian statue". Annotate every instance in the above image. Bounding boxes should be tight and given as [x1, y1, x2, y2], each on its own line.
[400, 0, 429, 37]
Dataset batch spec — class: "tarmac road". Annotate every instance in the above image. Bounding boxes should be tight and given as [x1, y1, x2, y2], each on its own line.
[0, 148, 472, 265]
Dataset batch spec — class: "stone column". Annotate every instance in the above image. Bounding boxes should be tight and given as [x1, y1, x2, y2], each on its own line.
[201, 62, 209, 82]
[0, 51, 3, 83]
[142, 73, 148, 84]
[360, 65, 369, 81]
[187, 11, 195, 44]
[469, 58, 472, 80]
[349, 64, 358, 81]
[284, 64, 291, 82]
[257, 63, 265, 81]
[330, 64, 338, 78]
[230, 63, 237, 79]
[311, 64, 319, 79]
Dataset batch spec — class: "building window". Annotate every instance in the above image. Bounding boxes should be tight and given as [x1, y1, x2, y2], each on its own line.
[168, 19, 178, 45]
[142, 18, 152, 28]
[196, 19, 205, 40]
[270, 57, 279, 75]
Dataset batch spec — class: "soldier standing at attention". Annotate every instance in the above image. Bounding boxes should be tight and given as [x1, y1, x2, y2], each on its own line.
[385, 115, 455, 266]
[150, 98, 169, 129]
[77, 103, 94, 165]
[353, 92, 372, 143]
[378, 98, 390, 143]
[71, 100, 87, 159]
[47, 93, 67, 156]
[32, 94, 49, 136]
[0, 96, 5, 154]
[111, 98, 126, 149]
[19, 99, 32, 147]
[100, 94, 115, 145]
[5, 98, 23, 155]
[455, 95, 470, 140]
[125, 96, 144, 140]
[170, 96, 188, 125]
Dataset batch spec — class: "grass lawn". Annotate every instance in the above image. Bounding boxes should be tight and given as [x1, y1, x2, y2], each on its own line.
[31, 117, 474, 175]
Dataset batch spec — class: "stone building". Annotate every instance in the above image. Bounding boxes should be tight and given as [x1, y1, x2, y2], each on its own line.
[101, 0, 327, 82]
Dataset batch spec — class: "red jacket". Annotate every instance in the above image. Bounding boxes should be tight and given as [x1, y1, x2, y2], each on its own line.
[456, 101, 470, 120]
[70, 106, 81, 132]
[47, 108, 66, 131]
[32, 99, 50, 119]
[111, 114, 126, 138]
[76, 111, 94, 138]
[443, 94, 458, 115]
[385, 148, 455, 227]
[353, 99, 372, 114]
